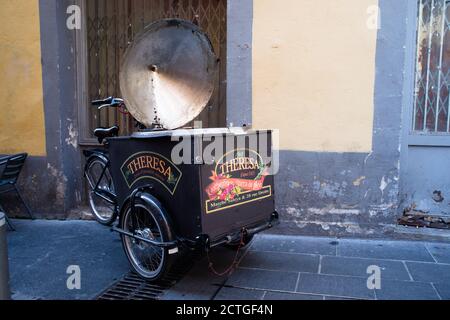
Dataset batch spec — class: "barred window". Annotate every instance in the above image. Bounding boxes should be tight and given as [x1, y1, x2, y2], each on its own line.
[84, 0, 227, 140]
[413, 0, 450, 133]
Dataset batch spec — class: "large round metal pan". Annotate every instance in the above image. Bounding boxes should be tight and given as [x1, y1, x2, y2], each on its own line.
[120, 19, 218, 130]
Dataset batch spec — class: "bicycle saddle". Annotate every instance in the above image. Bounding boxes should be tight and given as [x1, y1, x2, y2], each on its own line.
[94, 126, 119, 144]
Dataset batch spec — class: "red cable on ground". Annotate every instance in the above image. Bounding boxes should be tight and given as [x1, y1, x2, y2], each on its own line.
[206, 231, 246, 277]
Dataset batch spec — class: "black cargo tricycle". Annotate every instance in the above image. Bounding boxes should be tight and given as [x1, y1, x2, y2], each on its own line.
[84, 19, 278, 280]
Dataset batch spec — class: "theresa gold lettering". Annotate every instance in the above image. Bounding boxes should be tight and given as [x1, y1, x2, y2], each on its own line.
[220, 157, 260, 176]
[127, 155, 171, 178]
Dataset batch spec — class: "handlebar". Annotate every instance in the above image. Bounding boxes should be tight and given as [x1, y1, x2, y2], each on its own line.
[91, 97, 124, 110]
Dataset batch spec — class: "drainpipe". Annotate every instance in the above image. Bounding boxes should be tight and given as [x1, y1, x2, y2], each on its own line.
[0, 212, 11, 300]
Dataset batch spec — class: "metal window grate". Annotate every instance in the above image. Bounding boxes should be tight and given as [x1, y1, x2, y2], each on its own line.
[86, 0, 227, 138]
[413, 0, 450, 133]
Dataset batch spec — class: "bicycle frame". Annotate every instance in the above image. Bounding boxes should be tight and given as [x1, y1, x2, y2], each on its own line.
[85, 155, 117, 206]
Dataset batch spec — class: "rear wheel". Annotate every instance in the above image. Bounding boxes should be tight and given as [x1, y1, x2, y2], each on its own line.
[120, 195, 175, 280]
[85, 157, 117, 225]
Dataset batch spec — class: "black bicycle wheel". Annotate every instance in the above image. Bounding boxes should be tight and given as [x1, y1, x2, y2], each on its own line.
[120, 194, 176, 280]
[85, 156, 117, 225]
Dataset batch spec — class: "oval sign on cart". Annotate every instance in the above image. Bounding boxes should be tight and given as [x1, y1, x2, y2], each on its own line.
[120, 19, 219, 130]
[120, 151, 182, 195]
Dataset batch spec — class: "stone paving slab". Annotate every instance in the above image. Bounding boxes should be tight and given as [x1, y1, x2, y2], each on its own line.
[434, 283, 450, 300]
[296, 273, 375, 300]
[226, 268, 298, 292]
[337, 239, 435, 262]
[249, 234, 337, 256]
[374, 279, 440, 300]
[239, 251, 319, 273]
[320, 256, 411, 281]
[405, 262, 450, 283]
[425, 243, 450, 264]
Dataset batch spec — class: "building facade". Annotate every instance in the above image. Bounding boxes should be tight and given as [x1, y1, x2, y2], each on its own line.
[1, 0, 449, 239]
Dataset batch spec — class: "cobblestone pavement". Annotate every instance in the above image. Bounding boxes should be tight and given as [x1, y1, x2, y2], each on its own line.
[6, 219, 450, 300]
[165, 234, 450, 300]
[6, 219, 129, 300]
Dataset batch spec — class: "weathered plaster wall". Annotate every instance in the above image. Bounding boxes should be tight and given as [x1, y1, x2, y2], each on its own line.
[37, 0, 83, 215]
[253, 0, 378, 152]
[2, 0, 83, 217]
[252, 0, 409, 238]
[0, 0, 46, 156]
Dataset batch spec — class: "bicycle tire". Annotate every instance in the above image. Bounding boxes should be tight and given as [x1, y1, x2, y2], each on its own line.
[120, 193, 177, 280]
[84, 156, 118, 226]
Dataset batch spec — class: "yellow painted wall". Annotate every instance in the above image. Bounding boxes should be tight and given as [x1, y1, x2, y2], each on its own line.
[0, 0, 46, 156]
[253, 0, 379, 152]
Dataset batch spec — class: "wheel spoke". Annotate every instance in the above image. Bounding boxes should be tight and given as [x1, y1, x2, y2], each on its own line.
[122, 203, 166, 279]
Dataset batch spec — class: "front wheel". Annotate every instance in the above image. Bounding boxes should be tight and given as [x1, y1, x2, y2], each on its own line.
[85, 156, 117, 226]
[120, 194, 176, 280]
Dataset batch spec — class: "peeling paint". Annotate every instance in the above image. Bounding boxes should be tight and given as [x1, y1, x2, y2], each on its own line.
[379, 176, 389, 195]
[344, 223, 374, 235]
[329, 208, 361, 215]
[288, 181, 301, 189]
[313, 180, 345, 198]
[286, 207, 302, 217]
[369, 210, 378, 217]
[369, 204, 395, 217]
[370, 204, 395, 211]
[353, 176, 366, 186]
[293, 221, 308, 229]
[291, 220, 376, 235]
[308, 207, 360, 215]
[308, 207, 328, 215]
[65, 122, 78, 148]
[47, 163, 68, 204]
